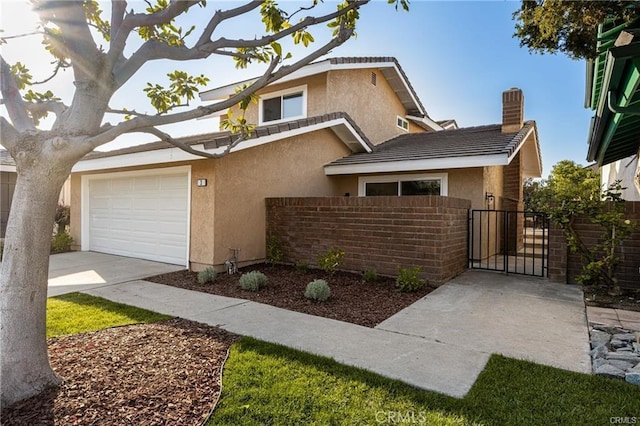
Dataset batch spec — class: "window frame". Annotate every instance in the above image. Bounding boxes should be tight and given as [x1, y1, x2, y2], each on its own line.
[396, 116, 409, 132]
[358, 173, 449, 197]
[258, 84, 308, 125]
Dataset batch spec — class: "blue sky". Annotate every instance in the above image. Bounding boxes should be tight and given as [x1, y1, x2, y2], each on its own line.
[0, 1, 594, 177]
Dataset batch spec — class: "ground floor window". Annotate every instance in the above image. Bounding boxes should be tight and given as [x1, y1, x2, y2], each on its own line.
[358, 173, 448, 196]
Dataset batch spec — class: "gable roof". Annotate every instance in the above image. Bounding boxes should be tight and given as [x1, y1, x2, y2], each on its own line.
[0, 150, 16, 172]
[199, 57, 429, 118]
[73, 112, 372, 172]
[324, 121, 542, 177]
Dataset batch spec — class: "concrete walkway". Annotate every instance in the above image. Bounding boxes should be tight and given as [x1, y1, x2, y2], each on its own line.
[377, 271, 592, 374]
[48, 252, 184, 297]
[587, 306, 640, 331]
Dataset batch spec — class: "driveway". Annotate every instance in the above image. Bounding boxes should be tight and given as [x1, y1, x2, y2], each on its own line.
[376, 270, 592, 374]
[48, 252, 185, 297]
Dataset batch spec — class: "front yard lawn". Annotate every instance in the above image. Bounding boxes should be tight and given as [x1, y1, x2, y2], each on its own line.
[3, 293, 639, 425]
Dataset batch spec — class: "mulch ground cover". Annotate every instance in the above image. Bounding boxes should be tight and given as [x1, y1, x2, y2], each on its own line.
[584, 285, 640, 312]
[2, 318, 238, 425]
[146, 264, 436, 328]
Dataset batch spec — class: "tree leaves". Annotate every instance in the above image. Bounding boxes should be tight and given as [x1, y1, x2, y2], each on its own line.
[513, 0, 640, 60]
[144, 71, 209, 114]
[10, 62, 32, 90]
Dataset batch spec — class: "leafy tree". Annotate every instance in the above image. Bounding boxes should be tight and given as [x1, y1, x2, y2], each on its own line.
[513, 0, 640, 60]
[523, 177, 544, 211]
[534, 160, 637, 295]
[0, 0, 409, 407]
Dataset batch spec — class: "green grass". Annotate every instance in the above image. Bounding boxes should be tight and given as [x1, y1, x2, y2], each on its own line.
[211, 338, 640, 426]
[47, 292, 171, 337]
[45, 295, 640, 425]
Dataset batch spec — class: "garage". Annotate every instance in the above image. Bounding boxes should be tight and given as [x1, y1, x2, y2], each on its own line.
[82, 167, 190, 266]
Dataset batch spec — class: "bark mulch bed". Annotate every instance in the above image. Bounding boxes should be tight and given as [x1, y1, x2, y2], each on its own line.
[2, 318, 238, 425]
[584, 285, 640, 312]
[146, 264, 436, 328]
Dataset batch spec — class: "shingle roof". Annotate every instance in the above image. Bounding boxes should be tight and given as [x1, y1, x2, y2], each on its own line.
[327, 121, 536, 167]
[0, 150, 15, 167]
[83, 112, 372, 160]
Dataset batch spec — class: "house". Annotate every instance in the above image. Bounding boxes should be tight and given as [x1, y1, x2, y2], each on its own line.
[1, 150, 17, 238]
[586, 20, 640, 200]
[1, 149, 72, 238]
[69, 57, 542, 271]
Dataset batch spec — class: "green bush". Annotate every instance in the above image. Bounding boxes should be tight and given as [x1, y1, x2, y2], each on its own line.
[239, 271, 268, 292]
[197, 267, 217, 284]
[363, 269, 378, 283]
[304, 279, 331, 301]
[51, 231, 73, 254]
[295, 261, 309, 273]
[317, 247, 345, 274]
[396, 266, 425, 293]
[266, 234, 284, 265]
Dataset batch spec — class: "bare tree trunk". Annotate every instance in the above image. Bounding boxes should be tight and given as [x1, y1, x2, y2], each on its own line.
[0, 159, 71, 408]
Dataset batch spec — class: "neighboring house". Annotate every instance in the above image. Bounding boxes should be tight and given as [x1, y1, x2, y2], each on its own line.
[0, 149, 71, 238]
[69, 57, 542, 270]
[586, 20, 640, 200]
[1, 150, 17, 238]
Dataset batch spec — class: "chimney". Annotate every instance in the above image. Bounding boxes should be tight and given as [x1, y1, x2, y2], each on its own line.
[502, 88, 524, 133]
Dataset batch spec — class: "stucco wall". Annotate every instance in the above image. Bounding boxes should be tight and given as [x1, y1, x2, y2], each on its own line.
[224, 68, 422, 145]
[225, 73, 328, 127]
[327, 68, 415, 145]
[210, 129, 352, 268]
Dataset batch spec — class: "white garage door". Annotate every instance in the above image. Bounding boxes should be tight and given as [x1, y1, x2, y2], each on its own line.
[86, 168, 189, 265]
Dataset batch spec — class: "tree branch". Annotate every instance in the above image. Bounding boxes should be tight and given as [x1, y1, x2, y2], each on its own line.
[0, 117, 21, 151]
[113, 0, 367, 88]
[34, 1, 101, 81]
[110, 0, 127, 49]
[0, 55, 35, 132]
[24, 100, 68, 117]
[195, 1, 263, 47]
[106, 0, 200, 74]
[137, 126, 246, 159]
[90, 25, 354, 150]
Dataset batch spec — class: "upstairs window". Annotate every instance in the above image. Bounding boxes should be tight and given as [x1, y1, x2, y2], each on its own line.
[259, 85, 307, 125]
[397, 116, 409, 131]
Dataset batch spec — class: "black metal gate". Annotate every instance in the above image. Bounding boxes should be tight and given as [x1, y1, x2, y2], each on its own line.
[468, 210, 549, 277]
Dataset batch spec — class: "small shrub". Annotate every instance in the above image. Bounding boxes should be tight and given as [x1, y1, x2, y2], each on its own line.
[363, 269, 378, 283]
[239, 271, 268, 292]
[266, 234, 283, 265]
[396, 266, 425, 293]
[304, 279, 331, 301]
[54, 204, 70, 235]
[317, 247, 345, 274]
[197, 267, 217, 284]
[51, 231, 73, 254]
[295, 261, 309, 273]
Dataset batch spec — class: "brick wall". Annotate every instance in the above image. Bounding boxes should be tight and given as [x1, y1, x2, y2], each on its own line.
[266, 196, 471, 285]
[548, 201, 640, 289]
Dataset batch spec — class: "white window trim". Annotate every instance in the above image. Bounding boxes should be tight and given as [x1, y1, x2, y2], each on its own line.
[80, 165, 192, 266]
[358, 173, 448, 197]
[258, 84, 307, 126]
[396, 116, 409, 132]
